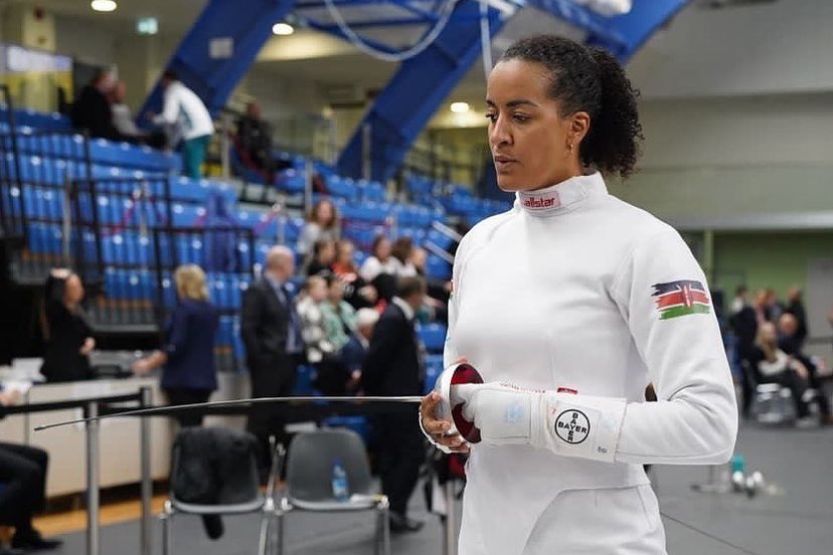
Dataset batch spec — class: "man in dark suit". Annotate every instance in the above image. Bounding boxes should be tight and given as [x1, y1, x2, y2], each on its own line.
[729, 287, 758, 419]
[241, 246, 302, 459]
[71, 69, 133, 143]
[362, 277, 426, 533]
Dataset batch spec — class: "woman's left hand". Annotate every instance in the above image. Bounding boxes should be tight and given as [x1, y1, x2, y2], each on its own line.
[79, 337, 96, 356]
[132, 359, 153, 375]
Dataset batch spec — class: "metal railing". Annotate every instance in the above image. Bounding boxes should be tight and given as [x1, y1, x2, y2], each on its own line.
[0, 126, 94, 284]
[4, 387, 154, 555]
[0, 84, 25, 241]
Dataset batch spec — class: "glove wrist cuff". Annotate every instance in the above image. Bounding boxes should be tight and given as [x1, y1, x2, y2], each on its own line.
[538, 393, 627, 463]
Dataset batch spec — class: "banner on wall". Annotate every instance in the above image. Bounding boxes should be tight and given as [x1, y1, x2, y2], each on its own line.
[0, 43, 73, 112]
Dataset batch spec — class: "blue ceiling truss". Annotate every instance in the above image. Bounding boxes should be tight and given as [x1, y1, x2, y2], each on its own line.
[139, 0, 691, 180]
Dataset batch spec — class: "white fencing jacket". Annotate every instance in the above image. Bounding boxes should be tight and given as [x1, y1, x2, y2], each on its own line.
[153, 81, 214, 141]
[444, 172, 737, 554]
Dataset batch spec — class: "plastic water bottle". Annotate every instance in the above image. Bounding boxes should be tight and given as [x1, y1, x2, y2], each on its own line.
[331, 459, 349, 502]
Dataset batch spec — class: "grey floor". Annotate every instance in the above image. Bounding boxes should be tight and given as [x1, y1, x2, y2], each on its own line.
[52, 423, 833, 555]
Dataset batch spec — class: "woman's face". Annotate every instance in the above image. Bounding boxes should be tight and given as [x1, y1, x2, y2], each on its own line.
[328, 280, 344, 303]
[410, 247, 427, 270]
[761, 323, 777, 344]
[315, 202, 334, 226]
[64, 274, 85, 304]
[486, 59, 588, 192]
[319, 242, 336, 262]
[337, 242, 354, 264]
[376, 239, 391, 260]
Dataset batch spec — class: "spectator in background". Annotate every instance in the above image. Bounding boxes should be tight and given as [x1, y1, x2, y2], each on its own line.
[132, 265, 219, 427]
[753, 289, 769, 324]
[305, 239, 336, 277]
[298, 199, 340, 261]
[341, 308, 379, 393]
[236, 101, 274, 180]
[71, 69, 131, 142]
[729, 284, 759, 419]
[361, 277, 427, 533]
[241, 246, 303, 462]
[40, 269, 94, 383]
[777, 313, 831, 425]
[332, 239, 377, 309]
[765, 288, 783, 323]
[109, 81, 144, 141]
[408, 246, 450, 323]
[751, 322, 814, 425]
[730, 285, 748, 316]
[150, 70, 214, 179]
[391, 237, 418, 277]
[314, 276, 358, 394]
[296, 275, 335, 365]
[360, 235, 399, 302]
[784, 286, 808, 347]
[109, 81, 166, 149]
[0, 389, 62, 551]
[321, 275, 357, 352]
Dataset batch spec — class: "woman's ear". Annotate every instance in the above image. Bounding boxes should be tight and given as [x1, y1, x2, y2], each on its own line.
[569, 111, 591, 148]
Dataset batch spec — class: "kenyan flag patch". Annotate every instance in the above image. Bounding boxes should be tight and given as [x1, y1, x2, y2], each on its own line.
[652, 280, 711, 320]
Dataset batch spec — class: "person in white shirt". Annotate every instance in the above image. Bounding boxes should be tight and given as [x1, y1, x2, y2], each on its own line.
[359, 235, 400, 301]
[391, 237, 419, 278]
[110, 81, 143, 139]
[419, 35, 737, 555]
[151, 70, 214, 179]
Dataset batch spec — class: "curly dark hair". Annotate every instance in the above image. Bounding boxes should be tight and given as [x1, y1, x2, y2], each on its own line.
[501, 35, 643, 179]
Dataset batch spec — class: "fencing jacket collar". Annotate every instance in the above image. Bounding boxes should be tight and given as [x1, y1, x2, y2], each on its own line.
[515, 172, 607, 217]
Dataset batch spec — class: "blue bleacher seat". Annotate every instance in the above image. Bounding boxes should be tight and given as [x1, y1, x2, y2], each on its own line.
[0, 108, 72, 131]
[423, 354, 445, 394]
[425, 255, 452, 281]
[325, 175, 358, 200]
[27, 223, 62, 254]
[418, 323, 447, 353]
[276, 168, 305, 194]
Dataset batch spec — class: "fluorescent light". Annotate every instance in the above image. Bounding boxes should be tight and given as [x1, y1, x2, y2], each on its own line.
[272, 23, 294, 36]
[450, 102, 470, 114]
[137, 17, 158, 35]
[90, 0, 117, 12]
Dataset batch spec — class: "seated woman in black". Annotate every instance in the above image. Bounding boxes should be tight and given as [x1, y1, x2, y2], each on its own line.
[133, 265, 219, 426]
[750, 322, 815, 424]
[40, 269, 95, 383]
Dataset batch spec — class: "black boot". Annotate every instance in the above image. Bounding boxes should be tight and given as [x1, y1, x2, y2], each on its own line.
[388, 512, 424, 534]
[11, 527, 62, 551]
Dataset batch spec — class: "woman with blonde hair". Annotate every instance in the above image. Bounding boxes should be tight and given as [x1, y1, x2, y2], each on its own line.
[749, 321, 814, 424]
[133, 264, 219, 426]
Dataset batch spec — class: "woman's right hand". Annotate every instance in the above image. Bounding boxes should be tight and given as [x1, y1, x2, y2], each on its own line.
[79, 337, 95, 356]
[421, 391, 469, 453]
[0, 389, 22, 407]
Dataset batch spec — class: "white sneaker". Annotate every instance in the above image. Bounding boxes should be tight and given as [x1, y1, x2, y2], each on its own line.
[796, 416, 817, 429]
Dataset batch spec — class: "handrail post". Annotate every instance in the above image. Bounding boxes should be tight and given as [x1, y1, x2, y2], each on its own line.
[139, 387, 153, 555]
[85, 400, 100, 555]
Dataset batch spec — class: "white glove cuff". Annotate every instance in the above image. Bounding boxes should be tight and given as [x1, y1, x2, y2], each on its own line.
[535, 393, 627, 463]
